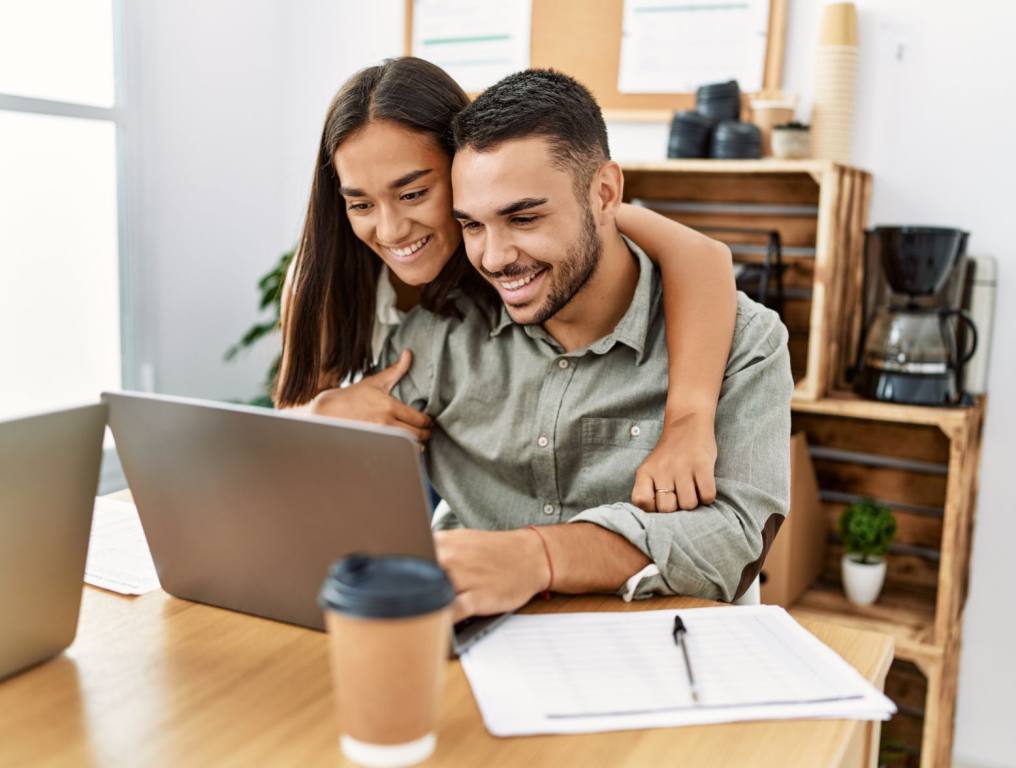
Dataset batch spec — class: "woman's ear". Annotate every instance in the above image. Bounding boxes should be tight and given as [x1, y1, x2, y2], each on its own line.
[591, 160, 624, 220]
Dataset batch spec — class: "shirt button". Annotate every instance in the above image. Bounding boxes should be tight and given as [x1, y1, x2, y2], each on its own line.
[543, 504, 555, 515]
[537, 435, 549, 447]
[630, 425, 641, 437]
[558, 359, 569, 369]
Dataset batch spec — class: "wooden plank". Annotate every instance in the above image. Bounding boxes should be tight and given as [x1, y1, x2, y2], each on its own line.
[804, 168, 841, 400]
[933, 417, 973, 646]
[925, 639, 961, 768]
[823, 169, 853, 404]
[791, 413, 950, 465]
[657, 210, 818, 248]
[782, 299, 812, 334]
[788, 334, 810, 382]
[790, 395, 975, 437]
[623, 171, 821, 205]
[812, 460, 947, 510]
[882, 712, 924, 768]
[955, 403, 985, 616]
[621, 159, 836, 175]
[791, 584, 938, 663]
[763, 0, 789, 92]
[884, 660, 928, 716]
[834, 170, 871, 390]
[821, 502, 943, 552]
[822, 544, 939, 593]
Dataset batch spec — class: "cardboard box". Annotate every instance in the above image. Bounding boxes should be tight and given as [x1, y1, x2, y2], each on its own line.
[760, 433, 827, 607]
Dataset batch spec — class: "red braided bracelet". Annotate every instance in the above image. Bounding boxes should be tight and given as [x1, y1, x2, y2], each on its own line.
[527, 524, 554, 600]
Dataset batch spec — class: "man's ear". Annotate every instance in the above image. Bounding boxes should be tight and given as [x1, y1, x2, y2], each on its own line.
[590, 160, 624, 221]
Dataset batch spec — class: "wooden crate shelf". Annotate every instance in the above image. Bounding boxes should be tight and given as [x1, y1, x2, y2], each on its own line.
[621, 160, 872, 401]
[788, 395, 984, 768]
[792, 583, 938, 665]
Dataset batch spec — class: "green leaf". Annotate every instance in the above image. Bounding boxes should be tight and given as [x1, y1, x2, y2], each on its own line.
[838, 499, 896, 558]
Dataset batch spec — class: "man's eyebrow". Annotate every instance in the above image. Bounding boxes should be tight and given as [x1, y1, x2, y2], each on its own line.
[452, 208, 474, 221]
[496, 198, 549, 216]
[339, 169, 434, 198]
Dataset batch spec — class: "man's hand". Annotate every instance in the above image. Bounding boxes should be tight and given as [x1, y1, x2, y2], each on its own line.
[434, 528, 550, 622]
[305, 349, 432, 442]
[631, 410, 717, 513]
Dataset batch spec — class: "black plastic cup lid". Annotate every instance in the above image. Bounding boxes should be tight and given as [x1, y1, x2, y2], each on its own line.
[672, 109, 716, 127]
[319, 554, 455, 619]
[697, 80, 740, 97]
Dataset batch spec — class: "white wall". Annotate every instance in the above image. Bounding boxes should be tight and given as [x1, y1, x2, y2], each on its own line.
[128, 2, 1012, 764]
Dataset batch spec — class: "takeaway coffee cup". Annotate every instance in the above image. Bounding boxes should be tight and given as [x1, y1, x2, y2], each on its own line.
[319, 554, 454, 767]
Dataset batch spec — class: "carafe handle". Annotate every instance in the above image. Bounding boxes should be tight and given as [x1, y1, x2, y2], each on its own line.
[939, 308, 979, 367]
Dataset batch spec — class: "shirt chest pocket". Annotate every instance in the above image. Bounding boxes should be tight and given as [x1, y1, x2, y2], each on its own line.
[580, 417, 664, 454]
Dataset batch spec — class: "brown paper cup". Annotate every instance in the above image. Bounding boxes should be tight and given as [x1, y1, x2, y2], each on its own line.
[326, 608, 451, 766]
[820, 2, 858, 46]
[319, 554, 455, 767]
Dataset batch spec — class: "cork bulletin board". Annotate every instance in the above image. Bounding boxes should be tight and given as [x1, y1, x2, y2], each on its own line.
[404, 0, 788, 115]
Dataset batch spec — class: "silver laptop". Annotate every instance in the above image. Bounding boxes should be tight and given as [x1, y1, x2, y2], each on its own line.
[0, 403, 106, 681]
[102, 391, 506, 652]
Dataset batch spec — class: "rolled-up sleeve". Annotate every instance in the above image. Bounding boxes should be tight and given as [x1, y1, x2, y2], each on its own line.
[570, 308, 793, 602]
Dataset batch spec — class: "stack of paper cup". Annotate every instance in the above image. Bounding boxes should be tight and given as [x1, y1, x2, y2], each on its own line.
[811, 2, 858, 163]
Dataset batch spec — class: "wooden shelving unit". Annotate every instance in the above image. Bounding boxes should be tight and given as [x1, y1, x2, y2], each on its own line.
[622, 160, 872, 401]
[620, 160, 984, 766]
[790, 394, 985, 768]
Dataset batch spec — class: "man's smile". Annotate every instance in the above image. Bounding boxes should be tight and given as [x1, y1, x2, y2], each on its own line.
[493, 267, 548, 305]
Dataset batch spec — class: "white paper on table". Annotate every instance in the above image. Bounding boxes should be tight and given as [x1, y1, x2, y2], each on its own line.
[460, 605, 895, 737]
[412, 0, 531, 93]
[84, 497, 161, 595]
[618, 0, 770, 94]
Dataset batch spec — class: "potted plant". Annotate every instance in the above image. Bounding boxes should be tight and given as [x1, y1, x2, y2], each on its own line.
[224, 249, 294, 407]
[839, 499, 896, 605]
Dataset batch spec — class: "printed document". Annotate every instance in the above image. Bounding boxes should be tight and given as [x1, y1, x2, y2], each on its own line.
[460, 605, 895, 736]
[412, 0, 531, 93]
[618, 0, 770, 93]
[85, 497, 160, 595]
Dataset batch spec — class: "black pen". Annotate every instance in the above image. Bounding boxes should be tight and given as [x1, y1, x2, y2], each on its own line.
[672, 614, 700, 704]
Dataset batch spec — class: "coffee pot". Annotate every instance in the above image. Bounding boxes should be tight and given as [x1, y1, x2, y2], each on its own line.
[855, 227, 978, 406]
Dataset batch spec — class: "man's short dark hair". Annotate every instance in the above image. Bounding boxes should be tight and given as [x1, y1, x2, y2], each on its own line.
[452, 69, 610, 198]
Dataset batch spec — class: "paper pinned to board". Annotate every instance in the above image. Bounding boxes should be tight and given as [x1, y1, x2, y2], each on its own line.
[84, 497, 161, 595]
[460, 605, 895, 737]
[618, 0, 770, 94]
[412, 0, 531, 93]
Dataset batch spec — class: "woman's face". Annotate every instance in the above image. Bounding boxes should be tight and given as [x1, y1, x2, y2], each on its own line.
[333, 119, 462, 286]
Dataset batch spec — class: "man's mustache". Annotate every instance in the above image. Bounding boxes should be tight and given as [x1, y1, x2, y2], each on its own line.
[481, 261, 549, 280]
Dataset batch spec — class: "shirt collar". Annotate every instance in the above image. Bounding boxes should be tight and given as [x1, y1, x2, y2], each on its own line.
[488, 235, 659, 365]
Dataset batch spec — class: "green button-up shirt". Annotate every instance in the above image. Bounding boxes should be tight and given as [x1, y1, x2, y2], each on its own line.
[384, 239, 793, 601]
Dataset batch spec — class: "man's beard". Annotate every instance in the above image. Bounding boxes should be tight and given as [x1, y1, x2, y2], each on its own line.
[508, 205, 602, 326]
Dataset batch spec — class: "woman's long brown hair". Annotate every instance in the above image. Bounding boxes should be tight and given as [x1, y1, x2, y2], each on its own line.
[274, 57, 493, 407]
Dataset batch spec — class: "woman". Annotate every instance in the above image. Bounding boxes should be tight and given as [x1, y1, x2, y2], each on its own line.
[277, 57, 736, 513]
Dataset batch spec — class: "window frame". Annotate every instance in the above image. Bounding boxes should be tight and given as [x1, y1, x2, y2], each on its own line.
[0, 0, 135, 490]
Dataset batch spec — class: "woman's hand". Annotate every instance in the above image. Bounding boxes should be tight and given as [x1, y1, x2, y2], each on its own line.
[631, 410, 717, 513]
[305, 349, 432, 442]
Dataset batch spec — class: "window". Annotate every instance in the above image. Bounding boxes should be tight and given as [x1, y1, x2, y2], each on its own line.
[0, 0, 123, 422]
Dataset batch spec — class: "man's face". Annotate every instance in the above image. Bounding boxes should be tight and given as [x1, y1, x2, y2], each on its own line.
[451, 137, 602, 325]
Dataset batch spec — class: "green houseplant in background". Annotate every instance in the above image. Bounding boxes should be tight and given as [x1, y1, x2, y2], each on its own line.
[224, 249, 294, 408]
[838, 498, 896, 606]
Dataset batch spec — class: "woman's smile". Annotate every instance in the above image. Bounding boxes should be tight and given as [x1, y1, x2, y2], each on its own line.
[381, 234, 433, 263]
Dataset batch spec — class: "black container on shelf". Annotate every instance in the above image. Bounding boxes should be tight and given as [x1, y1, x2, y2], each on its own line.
[871, 226, 970, 297]
[667, 110, 716, 158]
[696, 80, 742, 121]
[710, 120, 762, 159]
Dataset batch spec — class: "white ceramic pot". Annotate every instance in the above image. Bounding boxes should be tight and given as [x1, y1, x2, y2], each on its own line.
[841, 554, 887, 606]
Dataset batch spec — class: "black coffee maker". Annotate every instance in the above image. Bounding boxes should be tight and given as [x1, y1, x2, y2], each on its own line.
[855, 226, 978, 406]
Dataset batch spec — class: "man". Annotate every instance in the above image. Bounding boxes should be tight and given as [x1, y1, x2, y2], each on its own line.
[384, 69, 793, 621]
